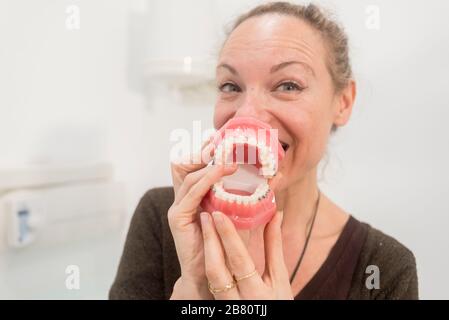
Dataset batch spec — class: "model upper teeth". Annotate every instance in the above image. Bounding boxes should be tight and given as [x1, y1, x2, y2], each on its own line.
[214, 134, 277, 177]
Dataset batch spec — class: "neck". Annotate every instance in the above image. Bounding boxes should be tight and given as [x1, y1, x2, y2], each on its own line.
[275, 169, 320, 236]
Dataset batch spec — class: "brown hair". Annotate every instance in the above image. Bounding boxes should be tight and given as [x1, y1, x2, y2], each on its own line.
[221, 1, 353, 92]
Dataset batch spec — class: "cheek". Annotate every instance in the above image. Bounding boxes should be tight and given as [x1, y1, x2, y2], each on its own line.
[213, 103, 235, 129]
[283, 100, 322, 143]
[290, 93, 334, 144]
[285, 104, 333, 168]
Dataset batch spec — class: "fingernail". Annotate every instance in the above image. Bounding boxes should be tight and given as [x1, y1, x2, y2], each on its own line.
[212, 211, 223, 224]
[200, 212, 209, 225]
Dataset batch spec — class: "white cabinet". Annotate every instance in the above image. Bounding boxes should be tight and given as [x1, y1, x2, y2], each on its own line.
[0, 164, 126, 299]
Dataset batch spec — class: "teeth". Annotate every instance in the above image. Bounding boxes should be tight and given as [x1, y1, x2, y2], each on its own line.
[235, 195, 242, 204]
[248, 136, 257, 146]
[235, 134, 246, 144]
[215, 135, 277, 169]
[215, 145, 224, 164]
[218, 188, 228, 200]
[213, 181, 271, 205]
[257, 142, 266, 151]
[234, 128, 244, 137]
[225, 136, 234, 146]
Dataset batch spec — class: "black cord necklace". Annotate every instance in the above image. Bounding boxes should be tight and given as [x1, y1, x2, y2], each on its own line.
[289, 189, 321, 284]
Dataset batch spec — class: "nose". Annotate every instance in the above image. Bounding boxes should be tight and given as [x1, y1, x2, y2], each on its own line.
[234, 88, 271, 122]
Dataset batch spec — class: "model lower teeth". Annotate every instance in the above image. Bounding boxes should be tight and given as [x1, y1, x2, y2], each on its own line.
[212, 179, 270, 205]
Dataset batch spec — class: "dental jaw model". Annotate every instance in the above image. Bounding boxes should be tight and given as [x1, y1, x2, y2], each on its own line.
[201, 117, 285, 229]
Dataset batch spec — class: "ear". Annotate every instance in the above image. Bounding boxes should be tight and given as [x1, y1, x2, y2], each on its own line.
[333, 80, 356, 127]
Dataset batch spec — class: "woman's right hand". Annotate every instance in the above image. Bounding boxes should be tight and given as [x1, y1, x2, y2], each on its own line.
[168, 142, 238, 299]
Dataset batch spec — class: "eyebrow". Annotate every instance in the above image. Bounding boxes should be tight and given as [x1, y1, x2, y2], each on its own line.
[217, 60, 315, 76]
[216, 63, 238, 75]
[270, 61, 315, 76]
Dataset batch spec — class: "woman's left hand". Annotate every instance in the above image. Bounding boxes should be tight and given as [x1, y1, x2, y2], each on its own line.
[199, 210, 294, 300]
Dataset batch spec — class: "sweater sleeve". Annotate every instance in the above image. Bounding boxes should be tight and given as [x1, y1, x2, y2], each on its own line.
[375, 250, 419, 300]
[348, 224, 419, 300]
[109, 189, 165, 299]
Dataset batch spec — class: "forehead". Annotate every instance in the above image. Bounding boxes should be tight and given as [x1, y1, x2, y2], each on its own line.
[219, 14, 327, 70]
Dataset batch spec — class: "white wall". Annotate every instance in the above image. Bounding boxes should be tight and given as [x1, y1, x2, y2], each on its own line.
[1, 0, 448, 299]
[322, 0, 449, 300]
[0, 0, 215, 213]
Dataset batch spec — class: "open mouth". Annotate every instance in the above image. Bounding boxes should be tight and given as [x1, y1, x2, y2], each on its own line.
[201, 117, 285, 229]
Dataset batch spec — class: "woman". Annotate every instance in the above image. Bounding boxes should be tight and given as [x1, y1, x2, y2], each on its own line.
[110, 2, 418, 300]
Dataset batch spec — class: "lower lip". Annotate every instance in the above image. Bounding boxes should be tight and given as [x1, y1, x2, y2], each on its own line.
[200, 188, 276, 229]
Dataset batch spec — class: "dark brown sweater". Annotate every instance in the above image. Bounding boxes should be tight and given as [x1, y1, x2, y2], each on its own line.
[109, 187, 419, 300]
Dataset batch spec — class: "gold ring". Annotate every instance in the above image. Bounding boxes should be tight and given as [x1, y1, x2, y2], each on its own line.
[233, 269, 258, 282]
[208, 280, 236, 294]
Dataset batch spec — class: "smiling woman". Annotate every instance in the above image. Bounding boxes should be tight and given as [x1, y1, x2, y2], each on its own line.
[109, 1, 418, 300]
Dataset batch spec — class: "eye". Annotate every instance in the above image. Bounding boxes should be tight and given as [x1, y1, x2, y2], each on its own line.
[219, 82, 241, 93]
[275, 81, 304, 92]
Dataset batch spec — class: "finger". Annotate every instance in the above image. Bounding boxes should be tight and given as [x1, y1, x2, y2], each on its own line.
[237, 223, 266, 248]
[177, 163, 238, 212]
[174, 164, 213, 204]
[263, 210, 290, 286]
[200, 212, 239, 300]
[267, 171, 283, 192]
[198, 139, 215, 165]
[171, 141, 215, 191]
[211, 211, 265, 298]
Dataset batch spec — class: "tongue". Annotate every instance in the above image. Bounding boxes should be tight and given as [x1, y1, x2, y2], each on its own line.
[221, 164, 266, 195]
